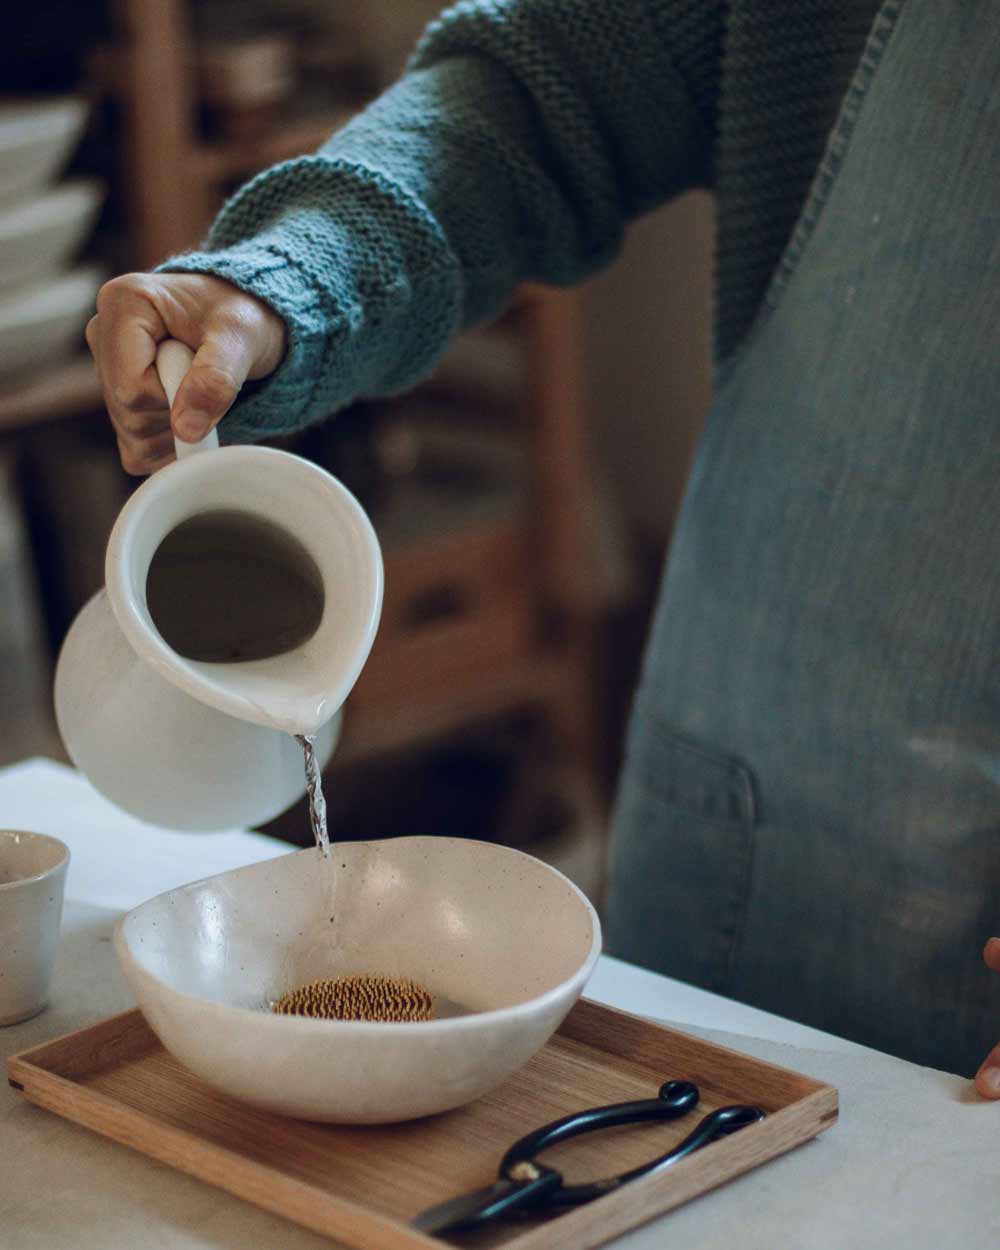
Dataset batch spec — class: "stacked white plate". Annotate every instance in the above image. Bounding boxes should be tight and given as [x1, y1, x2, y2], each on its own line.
[0, 97, 104, 380]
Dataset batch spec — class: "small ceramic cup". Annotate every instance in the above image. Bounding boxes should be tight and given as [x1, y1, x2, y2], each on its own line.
[0, 830, 70, 1026]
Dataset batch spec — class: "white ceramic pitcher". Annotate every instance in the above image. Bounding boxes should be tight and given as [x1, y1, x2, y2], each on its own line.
[54, 342, 383, 831]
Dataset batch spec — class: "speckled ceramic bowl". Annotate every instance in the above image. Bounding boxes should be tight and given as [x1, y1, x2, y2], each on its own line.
[114, 836, 601, 1123]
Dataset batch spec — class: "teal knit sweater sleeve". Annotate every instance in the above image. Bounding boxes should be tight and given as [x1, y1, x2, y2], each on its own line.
[159, 0, 720, 441]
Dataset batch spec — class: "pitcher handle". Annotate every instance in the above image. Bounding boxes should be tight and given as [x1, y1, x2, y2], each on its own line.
[155, 339, 220, 460]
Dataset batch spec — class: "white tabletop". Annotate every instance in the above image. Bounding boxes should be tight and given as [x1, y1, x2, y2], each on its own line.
[1, 757, 995, 1250]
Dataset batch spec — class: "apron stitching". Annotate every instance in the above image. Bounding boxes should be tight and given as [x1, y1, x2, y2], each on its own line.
[721, 765, 759, 995]
[716, 0, 906, 391]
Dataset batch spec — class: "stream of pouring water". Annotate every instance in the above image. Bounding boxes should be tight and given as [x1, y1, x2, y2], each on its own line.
[264, 734, 334, 1010]
[290, 731, 463, 1019]
[296, 733, 329, 858]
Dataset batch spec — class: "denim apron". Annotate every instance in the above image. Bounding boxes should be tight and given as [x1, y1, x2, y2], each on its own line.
[606, 0, 1000, 1076]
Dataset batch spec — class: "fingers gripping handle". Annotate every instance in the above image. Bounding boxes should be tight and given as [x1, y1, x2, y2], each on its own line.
[155, 340, 220, 460]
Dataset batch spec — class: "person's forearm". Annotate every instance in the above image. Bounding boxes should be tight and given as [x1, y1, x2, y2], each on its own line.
[160, 0, 720, 442]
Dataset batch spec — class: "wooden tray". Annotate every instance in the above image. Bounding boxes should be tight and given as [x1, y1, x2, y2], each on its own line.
[8, 999, 837, 1250]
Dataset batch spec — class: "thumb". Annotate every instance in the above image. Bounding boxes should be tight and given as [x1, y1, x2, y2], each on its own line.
[974, 939, 1000, 1099]
[975, 1042, 1000, 1099]
[171, 330, 256, 443]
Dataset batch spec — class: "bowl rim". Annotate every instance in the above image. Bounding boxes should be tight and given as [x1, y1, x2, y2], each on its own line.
[114, 835, 603, 1036]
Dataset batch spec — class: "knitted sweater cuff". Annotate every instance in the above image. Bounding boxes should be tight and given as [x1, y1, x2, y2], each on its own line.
[157, 244, 330, 443]
[156, 156, 463, 443]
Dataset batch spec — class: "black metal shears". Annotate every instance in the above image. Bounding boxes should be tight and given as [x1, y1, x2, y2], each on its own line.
[412, 1079, 764, 1237]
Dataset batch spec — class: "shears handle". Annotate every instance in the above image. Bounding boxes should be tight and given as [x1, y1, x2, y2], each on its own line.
[412, 1080, 765, 1236]
[500, 1078, 700, 1175]
[543, 1103, 766, 1208]
[414, 1080, 698, 1237]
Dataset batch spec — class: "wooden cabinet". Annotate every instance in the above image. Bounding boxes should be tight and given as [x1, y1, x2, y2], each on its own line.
[2, 0, 610, 897]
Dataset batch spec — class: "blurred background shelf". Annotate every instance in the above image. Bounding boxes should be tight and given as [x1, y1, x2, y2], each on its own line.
[0, 0, 613, 907]
[192, 107, 359, 182]
[337, 651, 572, 767]
[1, 1, 717, 911]
[0, 356, 102, 434]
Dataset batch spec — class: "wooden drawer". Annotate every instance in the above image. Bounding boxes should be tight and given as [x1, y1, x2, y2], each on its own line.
[349, 517, 536, 708]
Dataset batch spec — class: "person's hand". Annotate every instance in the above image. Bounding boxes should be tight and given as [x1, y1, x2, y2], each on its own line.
[86, 272, 287, 474]
[975, 938, 1000, 1098]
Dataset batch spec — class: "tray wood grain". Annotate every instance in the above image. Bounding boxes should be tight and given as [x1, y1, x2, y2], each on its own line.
[8, 998, 837, 1250]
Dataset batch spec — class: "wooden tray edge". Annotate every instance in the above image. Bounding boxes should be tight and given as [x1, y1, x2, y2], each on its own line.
[8, 1001, 840, 1250]
[569, 996, 834, 1098]
[8, 1007, 152, 1079]
[9, 1034, 441, 1250]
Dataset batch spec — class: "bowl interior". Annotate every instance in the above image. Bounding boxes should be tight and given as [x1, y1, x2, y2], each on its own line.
[119, 837, 599, 1017]
[0, 830, 69, 886]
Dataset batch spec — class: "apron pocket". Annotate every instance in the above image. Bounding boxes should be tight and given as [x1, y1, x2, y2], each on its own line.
[605, 708, 757, 994]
